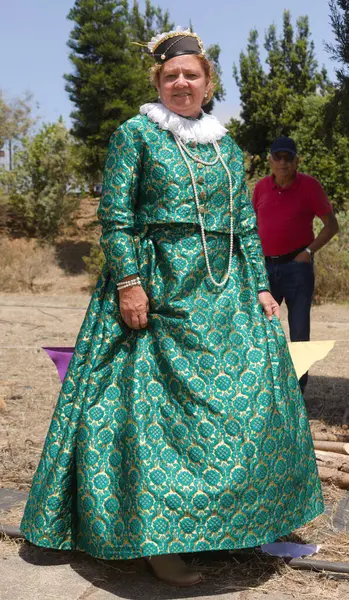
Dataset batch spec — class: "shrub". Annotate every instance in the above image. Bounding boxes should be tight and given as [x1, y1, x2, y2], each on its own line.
[2, 121, 81, 240]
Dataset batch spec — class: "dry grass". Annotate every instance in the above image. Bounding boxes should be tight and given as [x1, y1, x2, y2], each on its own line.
[0, 534, 24, 558]
[0, 371, 60, 491]
[0, 237, 89, 294]
[0, 238, 57, 293]
[0, 196, 97, 294]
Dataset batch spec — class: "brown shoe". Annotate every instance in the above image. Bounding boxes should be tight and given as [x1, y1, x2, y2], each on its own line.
[146, 553, 203, 587]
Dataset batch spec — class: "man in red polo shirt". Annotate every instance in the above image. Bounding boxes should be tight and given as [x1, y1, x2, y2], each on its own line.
[253, 136, 339, 393]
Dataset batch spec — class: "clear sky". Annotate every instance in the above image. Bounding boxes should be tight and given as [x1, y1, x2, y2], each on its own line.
[1, 0, 338, 127]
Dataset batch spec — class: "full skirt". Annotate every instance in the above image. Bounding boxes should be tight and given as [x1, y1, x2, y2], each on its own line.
[21, 224, 324, 559]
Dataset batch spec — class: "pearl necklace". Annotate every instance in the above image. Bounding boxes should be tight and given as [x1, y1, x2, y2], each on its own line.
[174, 134, 235, 287]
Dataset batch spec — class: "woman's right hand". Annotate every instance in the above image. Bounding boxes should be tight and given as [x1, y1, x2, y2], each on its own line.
[119, 284, 149, 330]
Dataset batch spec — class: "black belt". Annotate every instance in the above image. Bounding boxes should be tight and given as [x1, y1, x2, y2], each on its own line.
[265, 246, 306, 264]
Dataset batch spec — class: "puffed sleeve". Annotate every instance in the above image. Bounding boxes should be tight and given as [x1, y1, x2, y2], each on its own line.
[97, 122, 143, 283]
[236, 178, 270, 293]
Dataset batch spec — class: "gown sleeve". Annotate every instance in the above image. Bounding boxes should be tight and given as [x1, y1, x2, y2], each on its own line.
[236, 177, 271, 293]
[97, 122, 143, 283]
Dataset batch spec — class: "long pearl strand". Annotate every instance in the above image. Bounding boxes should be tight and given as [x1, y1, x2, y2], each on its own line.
[174, 134, 235, 287]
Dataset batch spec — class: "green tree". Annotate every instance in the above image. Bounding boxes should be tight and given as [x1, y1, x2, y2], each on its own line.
[228, 10, 329, 173]
[291, 94, 349, 212]
[324, 0, 349, 137]
[65, 0, 131, 181]
[65, 0, 174, 180]
[4, 120, 80, 239]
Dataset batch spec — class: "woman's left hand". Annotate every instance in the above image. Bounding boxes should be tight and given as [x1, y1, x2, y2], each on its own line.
[258, 291, 280, 320]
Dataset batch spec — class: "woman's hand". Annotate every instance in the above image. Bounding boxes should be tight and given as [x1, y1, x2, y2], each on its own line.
[119, 285, 149, 330]
[258, 291, 280, 321]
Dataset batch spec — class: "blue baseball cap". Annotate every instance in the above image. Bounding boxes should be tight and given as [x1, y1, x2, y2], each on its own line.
[270, 136, 297, 156]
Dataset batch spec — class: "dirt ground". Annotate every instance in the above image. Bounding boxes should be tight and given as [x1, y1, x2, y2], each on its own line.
[0, 297, 349, 599]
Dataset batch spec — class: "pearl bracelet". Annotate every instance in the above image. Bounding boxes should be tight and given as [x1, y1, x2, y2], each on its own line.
[117, 277, 141, 291]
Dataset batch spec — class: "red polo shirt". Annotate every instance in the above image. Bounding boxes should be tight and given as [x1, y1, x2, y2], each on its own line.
[252, 173, 332, 256]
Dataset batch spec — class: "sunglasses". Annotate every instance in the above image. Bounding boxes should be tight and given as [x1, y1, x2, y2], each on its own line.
[271, 152, 296, 163]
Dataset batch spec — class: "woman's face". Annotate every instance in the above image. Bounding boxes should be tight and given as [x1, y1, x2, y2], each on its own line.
[157, 55, 209, 118]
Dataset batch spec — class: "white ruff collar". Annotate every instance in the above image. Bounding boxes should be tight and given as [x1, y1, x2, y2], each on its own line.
[140, 102, 227, 144]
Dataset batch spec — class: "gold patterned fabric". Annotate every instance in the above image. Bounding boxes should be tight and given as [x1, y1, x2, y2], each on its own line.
[21, 113, 324, 560]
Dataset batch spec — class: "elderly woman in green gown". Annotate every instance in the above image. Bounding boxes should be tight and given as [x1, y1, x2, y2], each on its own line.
[21, 28, 324, 587]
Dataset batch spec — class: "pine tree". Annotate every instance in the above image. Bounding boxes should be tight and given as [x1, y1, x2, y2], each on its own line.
[228, 10, 329, 172]
[324, 0, 349, 136]
[65, 0, 132, 180]
[65, 0, 175, 180]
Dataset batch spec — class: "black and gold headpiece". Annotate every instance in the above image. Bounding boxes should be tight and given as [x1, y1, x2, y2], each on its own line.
[148, 27, 205, 64]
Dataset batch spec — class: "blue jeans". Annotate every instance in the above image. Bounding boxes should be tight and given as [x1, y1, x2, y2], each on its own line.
[266, 260, 315, 393]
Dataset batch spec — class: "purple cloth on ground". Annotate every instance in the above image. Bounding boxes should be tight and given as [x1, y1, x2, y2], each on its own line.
[261, 542, 320, 558]
[42, 347, 74, 382]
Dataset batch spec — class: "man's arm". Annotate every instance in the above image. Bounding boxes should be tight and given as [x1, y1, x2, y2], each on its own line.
[295, 211, 339, 262]
[308, 211, 339, 253]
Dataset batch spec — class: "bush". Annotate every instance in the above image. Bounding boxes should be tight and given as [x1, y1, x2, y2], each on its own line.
[2, 121, 81, 240]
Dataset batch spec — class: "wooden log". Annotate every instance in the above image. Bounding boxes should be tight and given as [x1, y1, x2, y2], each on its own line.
[313, 441, 349, 455]
[317, 466, 349, 489]
[311, 431, 349, 443]
[316, 450, 349, 474]
[316, 449, 349, 460]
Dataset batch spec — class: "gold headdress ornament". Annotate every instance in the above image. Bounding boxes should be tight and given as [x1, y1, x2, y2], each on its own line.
[146, 26, 205, 63]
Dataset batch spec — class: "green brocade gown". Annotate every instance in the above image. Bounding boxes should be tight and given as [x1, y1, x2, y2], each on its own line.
[21, 106, 324, 560]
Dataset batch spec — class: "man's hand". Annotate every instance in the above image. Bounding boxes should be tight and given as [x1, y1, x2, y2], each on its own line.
[258, 291, 280, 321]
[119, 285, 149, 330]
[294, 250, 312, 263]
